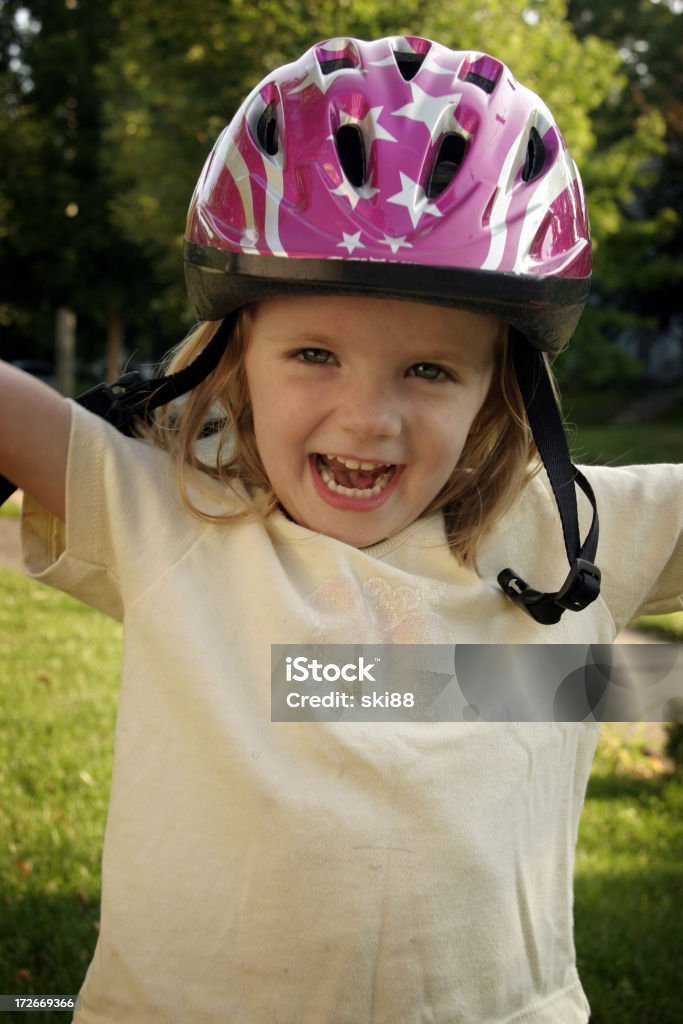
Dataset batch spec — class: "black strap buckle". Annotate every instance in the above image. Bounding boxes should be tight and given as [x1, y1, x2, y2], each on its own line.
[77, 371, 159, 436]
[498, 559, 602, 626]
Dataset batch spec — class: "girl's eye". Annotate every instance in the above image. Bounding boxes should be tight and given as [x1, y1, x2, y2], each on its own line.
[408, 362, 449, 381]
[297, 348, 333, 365]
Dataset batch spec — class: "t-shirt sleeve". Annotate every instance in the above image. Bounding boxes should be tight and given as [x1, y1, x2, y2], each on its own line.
[580, 463, 683, 631]
[20, 401, 212, 620]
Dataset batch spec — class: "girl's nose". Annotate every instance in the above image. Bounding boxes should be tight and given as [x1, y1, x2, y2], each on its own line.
[335, 377, 402, 441]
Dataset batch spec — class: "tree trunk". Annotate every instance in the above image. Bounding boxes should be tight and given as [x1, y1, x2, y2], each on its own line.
[106, 308, 124, 383]
[55, 307, 76, 397]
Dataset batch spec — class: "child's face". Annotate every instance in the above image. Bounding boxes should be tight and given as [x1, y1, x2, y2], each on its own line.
[244, 295, 499, 548]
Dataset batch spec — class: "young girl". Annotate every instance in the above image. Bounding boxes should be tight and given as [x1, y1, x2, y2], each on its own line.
[2, 35, 682, 1024]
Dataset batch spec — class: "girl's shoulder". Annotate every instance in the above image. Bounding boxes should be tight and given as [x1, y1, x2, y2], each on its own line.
[22, 401, 256, 621]
[575, 462, 683, 537]
[70, 399, 251, 518]
[572, 462, 682, 625]
[520, 460, 683, 521]
[577, 460, 683, 493]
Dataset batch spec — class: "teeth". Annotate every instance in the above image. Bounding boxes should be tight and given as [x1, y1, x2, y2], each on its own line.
[318, 461, 393, 498]
[325, 454, 388, 471]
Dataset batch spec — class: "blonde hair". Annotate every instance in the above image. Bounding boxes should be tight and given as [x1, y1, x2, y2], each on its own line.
[143, 306, 547, 564]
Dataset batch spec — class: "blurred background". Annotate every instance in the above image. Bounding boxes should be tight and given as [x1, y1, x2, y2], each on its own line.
[0, 0, 682, 416]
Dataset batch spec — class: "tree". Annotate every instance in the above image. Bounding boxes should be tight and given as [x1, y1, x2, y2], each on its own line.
[564, 0, 683, 387]
[0, 0, 158, 370]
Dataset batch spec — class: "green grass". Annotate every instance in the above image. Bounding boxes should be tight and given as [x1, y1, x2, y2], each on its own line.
[0, 497, 21, 520]
[0, 570, 121, 1019]
[1, 571, 682, 1022]
[562, 390, 683, 466]
[633, 612, 683, 642]
[568, 420, 683, 467]
[575, 728, 683, 1023]
[560, 386, 645, 427]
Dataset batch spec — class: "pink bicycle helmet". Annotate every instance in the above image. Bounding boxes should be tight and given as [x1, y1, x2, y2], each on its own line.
[185, 35, 591, 354]
[0, 37, 600, 625]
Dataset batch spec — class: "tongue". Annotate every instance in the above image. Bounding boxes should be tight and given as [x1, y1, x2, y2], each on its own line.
[346, 470, 379, 489]
[323, 457, 384, 490]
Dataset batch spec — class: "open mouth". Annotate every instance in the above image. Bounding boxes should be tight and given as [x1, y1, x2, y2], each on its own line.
[315, 454, 397, 498]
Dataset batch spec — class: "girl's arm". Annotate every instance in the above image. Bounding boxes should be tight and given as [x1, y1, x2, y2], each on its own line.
[0, 360, 71, 521]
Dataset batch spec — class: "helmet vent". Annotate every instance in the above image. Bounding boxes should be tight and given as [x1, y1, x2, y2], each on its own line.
[426, 133, 468, 198]
[255, 101, 279, 156]
[319, 57, 357, 74]
[336, 124, 367, 187]
[315, 39, 362, 75]
[393, 51, 425, 81]
[464, 71, 496, 94]
[522, 127, 546, 183]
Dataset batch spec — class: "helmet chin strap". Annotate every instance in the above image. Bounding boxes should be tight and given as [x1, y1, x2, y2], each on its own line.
[497, 329, 601, 624]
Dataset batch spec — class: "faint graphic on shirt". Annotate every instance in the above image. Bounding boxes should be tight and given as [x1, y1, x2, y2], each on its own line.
[305, 573, 456, 643]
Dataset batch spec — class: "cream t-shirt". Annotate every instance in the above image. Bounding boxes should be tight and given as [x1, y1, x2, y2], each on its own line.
[21, 403, 683, 1023]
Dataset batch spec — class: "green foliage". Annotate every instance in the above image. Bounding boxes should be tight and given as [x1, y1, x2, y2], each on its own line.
[425, 0, 617, 160]
[568, 0, 683, 331]
[660, 696, 683, 771]
[665, 722, 683, 769]
[556, 308, 644, 390]
[0, 0, 160, 360]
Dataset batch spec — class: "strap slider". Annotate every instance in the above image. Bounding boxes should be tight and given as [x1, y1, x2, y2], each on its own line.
[498, 558, 601, 625]
[555, 558, 602, 612]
